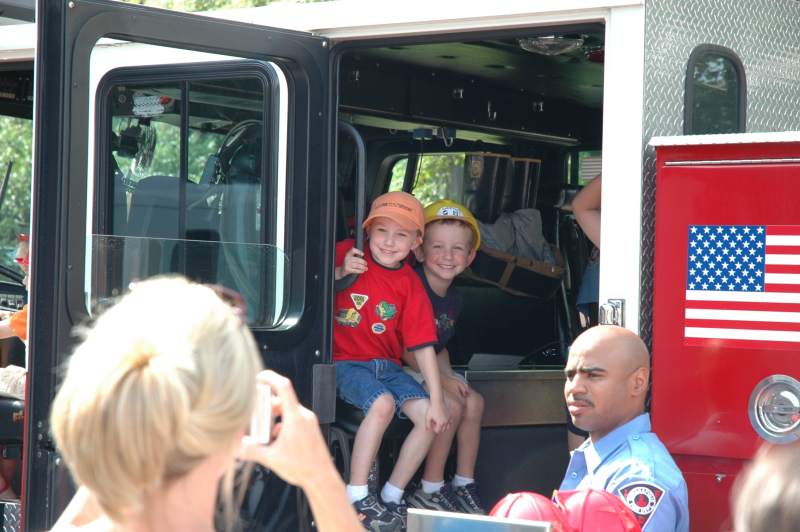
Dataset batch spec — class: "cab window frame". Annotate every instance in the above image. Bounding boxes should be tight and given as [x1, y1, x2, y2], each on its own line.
[92, 60, 289, 328]
[684, 44, 746, 135]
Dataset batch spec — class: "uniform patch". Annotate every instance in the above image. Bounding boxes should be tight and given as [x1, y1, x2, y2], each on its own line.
[618, 481, 665, 529]
[335, 308, 361, 328]
[371, 323, 386, 335]
[375, 301, 397, 321]
[350, 293, 369, 310]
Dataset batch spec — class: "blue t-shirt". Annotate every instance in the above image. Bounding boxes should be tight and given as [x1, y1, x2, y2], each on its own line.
[414, 264, 463, 353]
[560, 414, 689, 532]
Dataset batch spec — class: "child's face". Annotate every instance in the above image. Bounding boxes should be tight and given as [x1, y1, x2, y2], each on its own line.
[418, 222, 475, 283]
[367, 217, 419, 268]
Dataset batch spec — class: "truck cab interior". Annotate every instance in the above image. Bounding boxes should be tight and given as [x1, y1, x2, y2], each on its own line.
[331, 24, 604, 501]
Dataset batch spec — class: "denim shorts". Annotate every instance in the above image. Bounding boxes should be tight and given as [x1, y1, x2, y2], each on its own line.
[336, 359, 429, 419]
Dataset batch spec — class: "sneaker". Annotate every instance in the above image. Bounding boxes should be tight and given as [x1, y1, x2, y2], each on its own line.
[382, 499, 408, 531]
[407, 484, 460, 512]
[452, 483, 486, 514]
[353, 494, 403, 531]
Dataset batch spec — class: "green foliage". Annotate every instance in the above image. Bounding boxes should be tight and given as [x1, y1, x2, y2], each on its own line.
[389, 154, 465, 206]
[0, 117, 31, 273]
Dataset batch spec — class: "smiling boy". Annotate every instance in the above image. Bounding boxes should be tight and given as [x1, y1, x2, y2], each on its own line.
[334, 191, 448, 531]
[403, 200, 486, 514]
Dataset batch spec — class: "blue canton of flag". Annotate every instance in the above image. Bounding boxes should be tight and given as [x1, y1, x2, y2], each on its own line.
[685, 225, 766, 292]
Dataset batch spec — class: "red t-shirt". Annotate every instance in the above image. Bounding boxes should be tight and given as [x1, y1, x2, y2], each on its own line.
[334, 239, 436, 364]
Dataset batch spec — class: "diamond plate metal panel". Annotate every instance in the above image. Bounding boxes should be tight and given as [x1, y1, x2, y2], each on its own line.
[639, 0, 800, 346]
[0, 502, 20, 532]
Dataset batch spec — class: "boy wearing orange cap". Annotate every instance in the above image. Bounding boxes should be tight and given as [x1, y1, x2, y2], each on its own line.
[403, 200, 486, 515]
[334, 191, 448, 530]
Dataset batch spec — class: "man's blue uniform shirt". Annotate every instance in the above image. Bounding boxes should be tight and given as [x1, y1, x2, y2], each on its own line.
[560, 413, 689, 531]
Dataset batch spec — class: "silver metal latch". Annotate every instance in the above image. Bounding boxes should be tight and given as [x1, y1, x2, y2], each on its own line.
[599, 299, 625, 327]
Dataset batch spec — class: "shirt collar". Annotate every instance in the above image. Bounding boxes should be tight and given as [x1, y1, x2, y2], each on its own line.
[583, 413, 651, 474]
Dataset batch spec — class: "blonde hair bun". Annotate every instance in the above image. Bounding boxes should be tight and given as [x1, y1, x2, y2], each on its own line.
[50, 277, 263, 522]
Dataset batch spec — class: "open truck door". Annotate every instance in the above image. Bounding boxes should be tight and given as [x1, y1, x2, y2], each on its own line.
[26, 1, 334, 529]
[651, 133, 800, 531]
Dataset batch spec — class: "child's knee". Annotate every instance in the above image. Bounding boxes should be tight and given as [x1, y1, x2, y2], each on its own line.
[403, 397, 430, 424]
[465, 391, 484, 419]
[446, 394, 465, 421]
[366, 393, 396, 424]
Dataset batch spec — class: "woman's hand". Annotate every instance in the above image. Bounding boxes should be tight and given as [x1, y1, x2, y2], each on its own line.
[240, 370, 332, 488]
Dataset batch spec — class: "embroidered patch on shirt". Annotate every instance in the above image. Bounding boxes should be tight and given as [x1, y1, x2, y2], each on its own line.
[335, 308, 361, 328]
[351, 293, 369, 310]
[371, 323, 386, 335]
[618, 481, 665, 529]
[435, 312, 455, 332]
[375, 301, 398, 321]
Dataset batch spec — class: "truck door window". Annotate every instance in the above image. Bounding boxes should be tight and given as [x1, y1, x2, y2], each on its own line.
[0, 116, 31, 278]
[684, 45, 746, 135]
[91, 64, 288, 327]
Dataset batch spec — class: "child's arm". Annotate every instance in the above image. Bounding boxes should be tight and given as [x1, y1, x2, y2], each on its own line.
[403, 347, 470, 398]
[437, 348, 470, 398]
[572, 174, 601, 248]
[334, 247, 367, 281]
[412, 345, 448, 434]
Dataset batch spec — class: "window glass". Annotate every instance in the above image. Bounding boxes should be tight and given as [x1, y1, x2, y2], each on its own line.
[93, 71, 286, 327]
[388, 158, 407, 192]
[0, 116, 31, 281]
[686, 48, 745, 135]
[578, 150, 601, 185]
[389, 153, 465, 205]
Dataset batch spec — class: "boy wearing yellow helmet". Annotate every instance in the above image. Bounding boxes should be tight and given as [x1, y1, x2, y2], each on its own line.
[403, 199, 487, 515]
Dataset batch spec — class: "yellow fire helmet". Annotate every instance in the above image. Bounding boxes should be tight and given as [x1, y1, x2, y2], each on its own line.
[423, 199, 481, 250]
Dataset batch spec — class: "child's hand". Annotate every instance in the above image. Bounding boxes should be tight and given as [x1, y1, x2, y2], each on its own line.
[426, 399, 450, 434]
[443, 374, 470, 398]
[340, 247, 367, 276]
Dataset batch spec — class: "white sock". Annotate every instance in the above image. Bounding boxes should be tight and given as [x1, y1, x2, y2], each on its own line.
[421, 479, 445, 494]
[452, 474, 474, 488]
[381, 482, 404, 504]
[347, 484, 369, 503]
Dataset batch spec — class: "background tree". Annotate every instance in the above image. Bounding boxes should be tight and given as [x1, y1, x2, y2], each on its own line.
[0, 116, 32, 276]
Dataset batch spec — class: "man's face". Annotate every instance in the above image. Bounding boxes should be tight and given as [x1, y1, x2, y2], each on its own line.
[564, 339, 640, 442]
[418, 222, 475, 284]
[367, 217, 419, 268]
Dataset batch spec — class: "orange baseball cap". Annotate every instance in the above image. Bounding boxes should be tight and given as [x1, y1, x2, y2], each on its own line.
[362, 191, 425, 237]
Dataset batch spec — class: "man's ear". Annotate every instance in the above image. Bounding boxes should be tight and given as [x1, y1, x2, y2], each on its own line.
[630, 367, 650, 397]
[413, 246, 425, 262]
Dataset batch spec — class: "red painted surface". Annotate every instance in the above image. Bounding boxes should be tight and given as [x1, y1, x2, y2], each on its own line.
[652, 140, 800, 531]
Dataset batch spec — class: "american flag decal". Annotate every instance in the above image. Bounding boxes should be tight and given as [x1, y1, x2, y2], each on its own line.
[685, 225, 800, 348]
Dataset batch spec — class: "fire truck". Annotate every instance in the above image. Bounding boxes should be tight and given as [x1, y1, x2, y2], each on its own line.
[0, 0, 798, 530]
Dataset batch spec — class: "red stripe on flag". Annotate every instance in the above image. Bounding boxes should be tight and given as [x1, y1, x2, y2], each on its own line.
[766, 226, 800, 235]
[765, 284, 800, 293]
[765, 246, 800, 254]
[765, 264, 800, 273]
[685, 337, 800, 351]
[685, 319, 800, 332]
[685, 300, 800, 312]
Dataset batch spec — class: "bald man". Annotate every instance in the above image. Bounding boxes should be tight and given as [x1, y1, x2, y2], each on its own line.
[560, 325, 689, 532]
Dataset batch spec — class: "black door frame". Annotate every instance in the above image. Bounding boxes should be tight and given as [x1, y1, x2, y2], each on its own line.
[28, 1, 335, 528]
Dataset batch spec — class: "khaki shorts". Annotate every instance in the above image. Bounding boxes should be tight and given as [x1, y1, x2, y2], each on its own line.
[402, 366, 468, 387]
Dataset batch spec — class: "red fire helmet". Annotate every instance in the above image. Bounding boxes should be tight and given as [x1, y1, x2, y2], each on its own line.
[554, 489, 642, 532]
[490, 492, 572, 532]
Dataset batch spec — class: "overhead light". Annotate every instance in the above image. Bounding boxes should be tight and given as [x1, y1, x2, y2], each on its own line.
[518, 36, 584, 56]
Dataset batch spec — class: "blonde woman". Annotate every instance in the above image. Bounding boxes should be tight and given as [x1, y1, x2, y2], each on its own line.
[50, 277, 359, 532]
